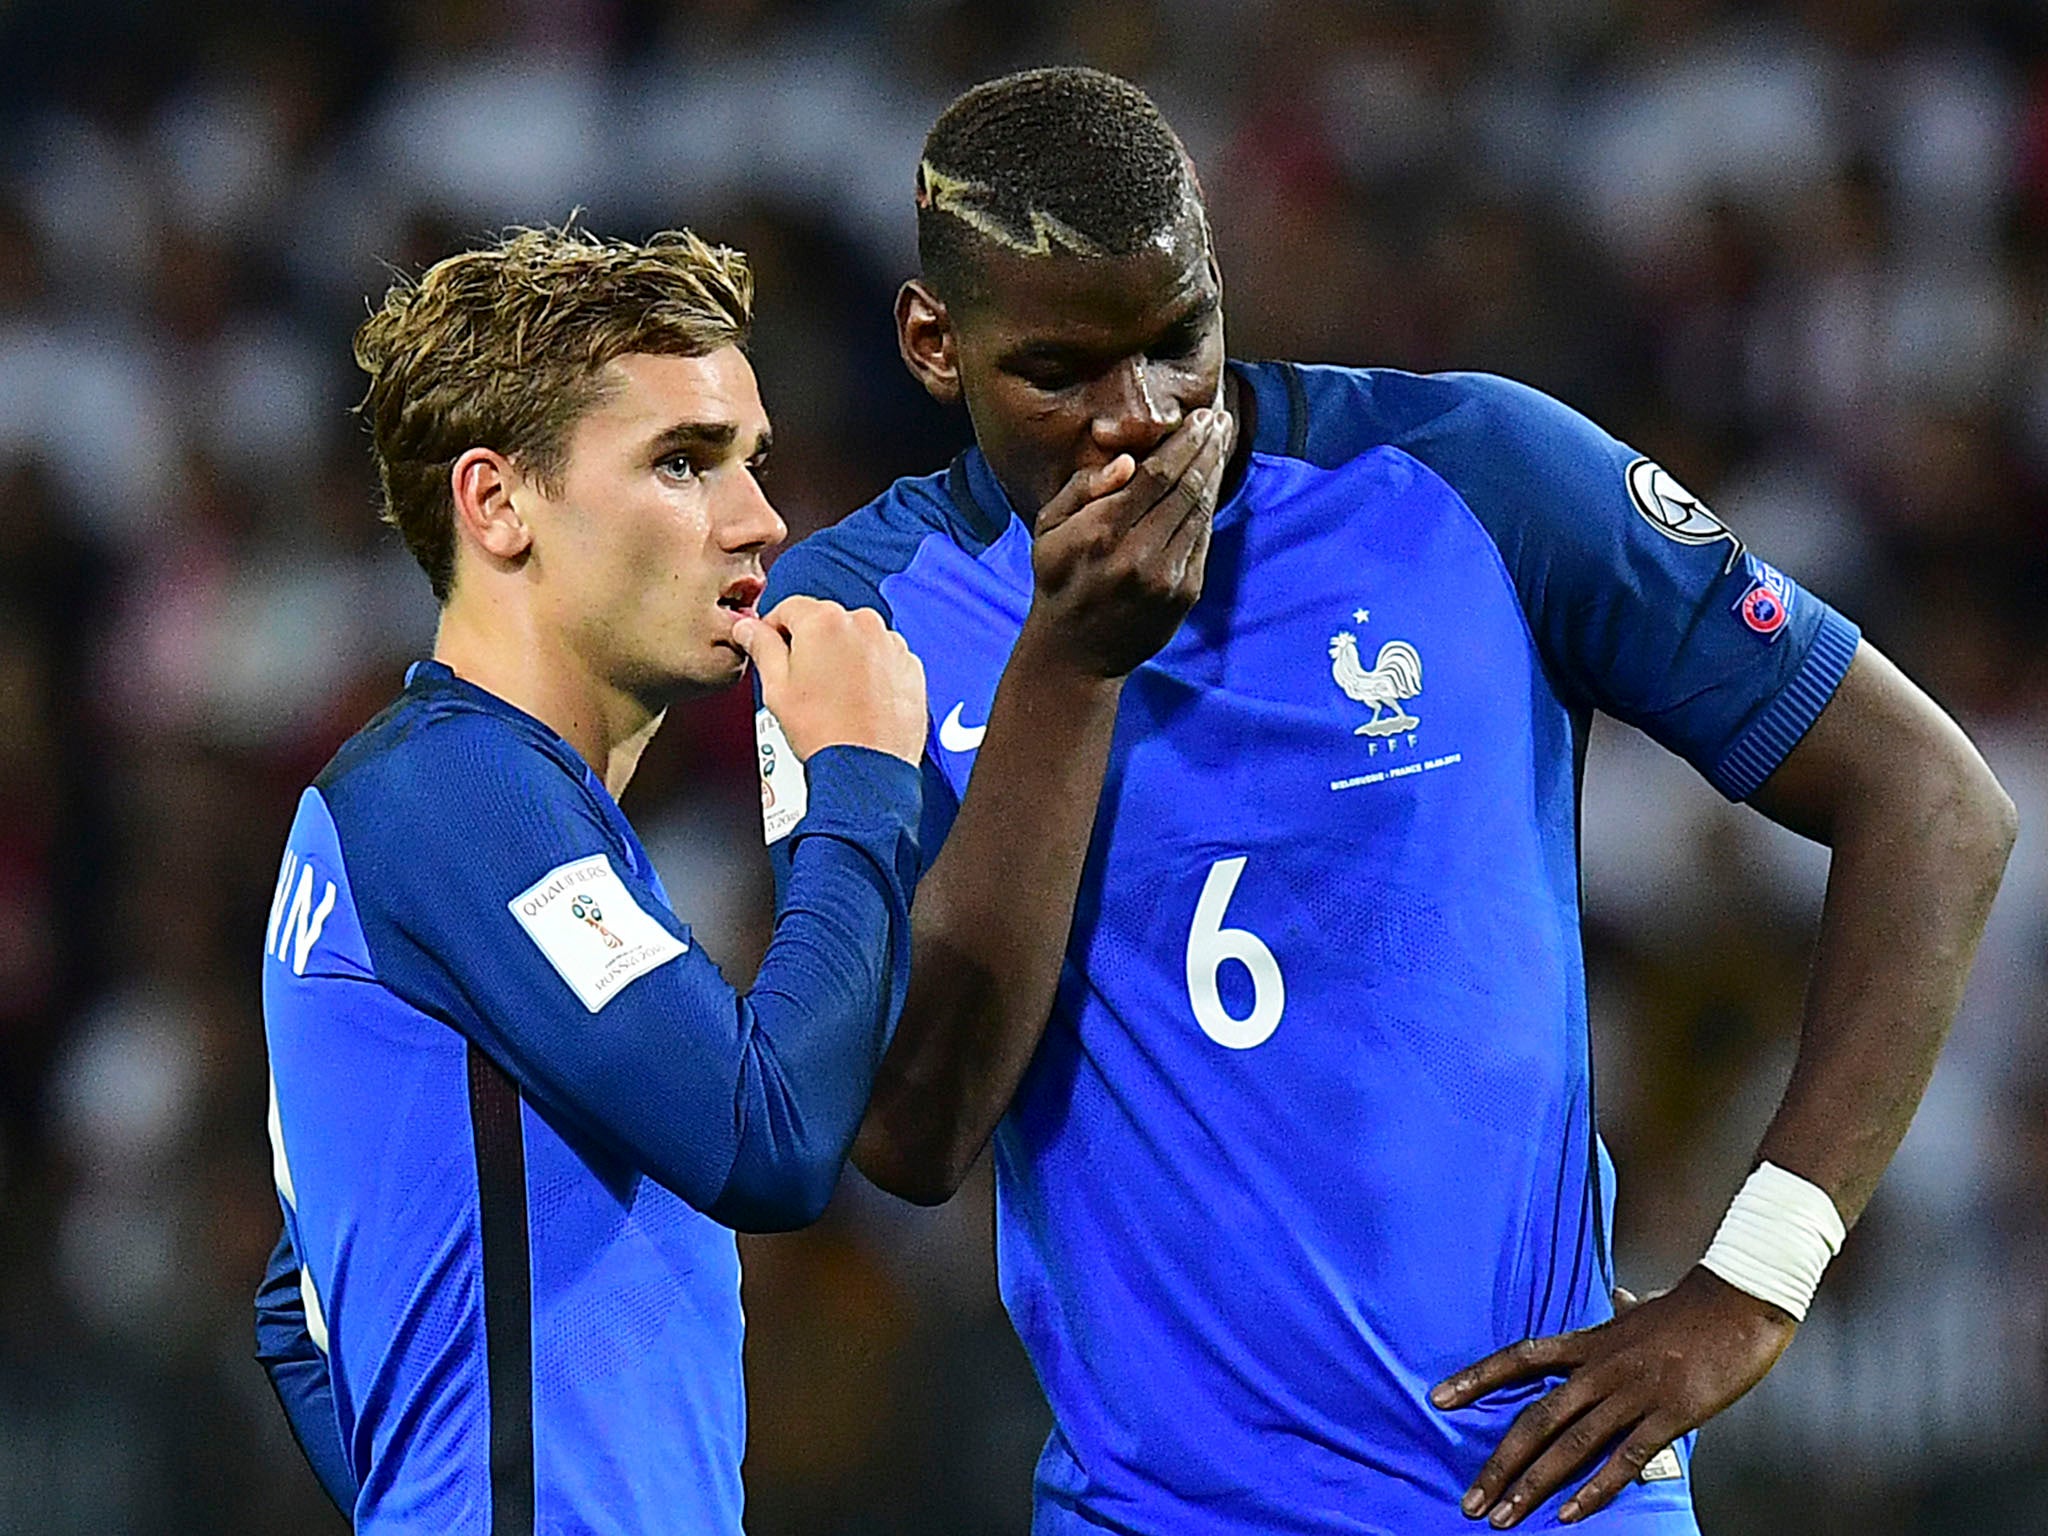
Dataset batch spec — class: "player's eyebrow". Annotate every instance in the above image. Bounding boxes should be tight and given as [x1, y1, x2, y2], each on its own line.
[1145, 291, 1218, 350]
[998, 289, 1220, 372]
[998, 336, 1092, 369]
[645, 421, 772, 462]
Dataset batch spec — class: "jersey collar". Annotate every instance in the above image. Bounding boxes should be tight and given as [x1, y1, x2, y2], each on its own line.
[403, 660, 590, 778]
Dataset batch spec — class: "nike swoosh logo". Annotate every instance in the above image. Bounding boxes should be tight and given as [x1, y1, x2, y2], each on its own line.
[938, 703, 987, 753]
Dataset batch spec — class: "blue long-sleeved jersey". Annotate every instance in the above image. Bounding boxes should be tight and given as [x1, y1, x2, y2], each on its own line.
[761, 365, 1860, 1534]
[254, 660, 919, 1533]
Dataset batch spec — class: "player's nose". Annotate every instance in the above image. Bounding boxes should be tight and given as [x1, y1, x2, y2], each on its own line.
[719, 464, 787, 554]
[1089, 358, 1180, 460]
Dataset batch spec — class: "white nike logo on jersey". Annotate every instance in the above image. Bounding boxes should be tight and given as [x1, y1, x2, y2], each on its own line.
[938, 703, 987, 753]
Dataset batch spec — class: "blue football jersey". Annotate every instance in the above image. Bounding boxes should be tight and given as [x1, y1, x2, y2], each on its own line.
[762, 365, 1859, 1535]
[256, 661, 920, 1533]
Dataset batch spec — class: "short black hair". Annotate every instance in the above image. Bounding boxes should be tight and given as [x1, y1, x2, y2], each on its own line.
[916, 66, 1200, 306]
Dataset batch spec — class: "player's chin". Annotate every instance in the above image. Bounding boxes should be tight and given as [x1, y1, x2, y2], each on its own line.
[645, 642, 748, 702]
[705, 639, 752, 686]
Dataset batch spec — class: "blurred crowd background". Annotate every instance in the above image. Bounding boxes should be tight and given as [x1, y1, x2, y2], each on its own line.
[0, 0, 2041, 1531]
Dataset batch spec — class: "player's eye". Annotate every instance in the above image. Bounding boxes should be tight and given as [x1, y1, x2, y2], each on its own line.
[1015, 362, 1081, 392]
[658, 453, 705, 482]
[1151, 324, 1204, 362]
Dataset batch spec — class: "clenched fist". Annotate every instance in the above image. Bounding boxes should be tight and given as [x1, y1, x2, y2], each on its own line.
[735, 596, 927, 766]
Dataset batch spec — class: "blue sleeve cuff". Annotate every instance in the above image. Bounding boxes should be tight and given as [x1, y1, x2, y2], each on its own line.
[790, 745, 923, 881]
[254, 1224, 357, 1514]
[1709, 606, 1861, 801]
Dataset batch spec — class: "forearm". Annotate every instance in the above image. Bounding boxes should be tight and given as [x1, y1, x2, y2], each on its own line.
[255, 1226, 356, 1514]
[1438, 679, 2015, 1531]
[713, 748, 922, 1229]
[1753, 752, 2015, 1224]
[449, 746, 918, 1229]
[855, 618, 1124, 1202]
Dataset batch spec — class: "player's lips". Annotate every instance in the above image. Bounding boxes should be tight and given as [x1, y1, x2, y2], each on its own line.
[716, 576, 764, 622]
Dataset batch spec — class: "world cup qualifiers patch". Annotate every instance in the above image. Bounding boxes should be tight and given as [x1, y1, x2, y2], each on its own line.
[1734, 556, 1794, 640]
[756, 707, 808, 845]
[509, 854, 687, 1012]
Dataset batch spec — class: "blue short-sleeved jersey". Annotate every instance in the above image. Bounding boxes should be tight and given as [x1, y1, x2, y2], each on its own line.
[761, 365, 1859, 1536]
[255, 661, 920, 1534]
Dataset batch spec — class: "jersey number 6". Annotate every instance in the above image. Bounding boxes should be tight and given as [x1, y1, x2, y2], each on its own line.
[1185, 856, 1287, 1049]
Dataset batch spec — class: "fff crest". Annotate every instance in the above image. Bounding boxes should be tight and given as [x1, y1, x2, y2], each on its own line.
[1328, 619, 1423, 738]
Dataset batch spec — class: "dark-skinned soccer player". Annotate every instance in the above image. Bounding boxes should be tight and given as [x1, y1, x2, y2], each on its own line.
[755, 68, 2016, 1535]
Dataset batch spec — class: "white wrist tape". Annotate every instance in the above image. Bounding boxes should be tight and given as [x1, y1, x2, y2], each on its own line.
[1699, 1162, 1846, 1322]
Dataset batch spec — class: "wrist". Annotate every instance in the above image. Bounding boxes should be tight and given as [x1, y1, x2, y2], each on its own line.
[1012, 610, 1133, 693]
[1685, 1264, 1801, 1332]
[1697, 1161, 1846, 1323]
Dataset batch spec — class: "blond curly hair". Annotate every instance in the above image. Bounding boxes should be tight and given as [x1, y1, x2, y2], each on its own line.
[354, 224, 753, 601]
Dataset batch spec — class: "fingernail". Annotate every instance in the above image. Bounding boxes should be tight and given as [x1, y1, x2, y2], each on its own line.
[1489, 1502, 1516, 1529]
[1431, 1384, 1455, 1408]
[1461, 1489, 1486, 1517]
[1559, 1502, 1581, 1524]
[1191, 407, 1212, 429]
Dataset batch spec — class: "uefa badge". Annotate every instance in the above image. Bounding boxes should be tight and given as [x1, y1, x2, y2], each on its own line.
[1734, 559, 1794, 641]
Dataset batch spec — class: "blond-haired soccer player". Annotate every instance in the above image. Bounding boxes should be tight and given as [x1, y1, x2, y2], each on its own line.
[254, 226, 926, 1534]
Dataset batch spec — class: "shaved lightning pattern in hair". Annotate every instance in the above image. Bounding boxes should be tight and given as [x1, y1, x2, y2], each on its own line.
[917, 66, 1200, 306]
[915, 159, 1104, 259]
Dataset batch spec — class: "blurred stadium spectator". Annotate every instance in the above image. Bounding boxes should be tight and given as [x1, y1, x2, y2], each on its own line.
[0, 2, 2039, 1532]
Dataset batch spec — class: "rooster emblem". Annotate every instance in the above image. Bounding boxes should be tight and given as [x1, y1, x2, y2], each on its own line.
[1329, 633, 1422, 736]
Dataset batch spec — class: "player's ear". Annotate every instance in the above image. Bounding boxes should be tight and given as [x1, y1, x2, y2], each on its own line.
[449, 448, 536, 567]
[895, 279, 961, 406]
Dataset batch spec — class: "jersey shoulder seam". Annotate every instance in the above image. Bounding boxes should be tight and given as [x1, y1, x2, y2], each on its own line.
[1278, 363, 1504, 472]
[317, 699, 611, 873]
[767, 479, 962, 613]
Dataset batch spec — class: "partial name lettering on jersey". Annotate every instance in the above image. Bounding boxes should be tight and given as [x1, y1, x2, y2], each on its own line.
[756, 707, 807, 844]
[267, 847, 338, 976]
[509, 854, 686, 1012]
[264, 789, 371, 983]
